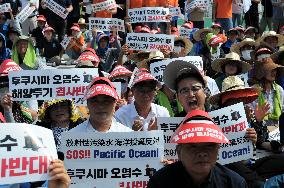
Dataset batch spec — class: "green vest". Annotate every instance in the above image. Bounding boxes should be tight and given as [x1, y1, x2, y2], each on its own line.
[156, 90, 183, 117]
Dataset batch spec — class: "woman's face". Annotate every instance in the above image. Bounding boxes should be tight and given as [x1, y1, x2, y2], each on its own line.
[48, 101, 71, 123]
[44, 31, 52, 40]
[224, 63, 238, 75]
[265, 69, 277, 82]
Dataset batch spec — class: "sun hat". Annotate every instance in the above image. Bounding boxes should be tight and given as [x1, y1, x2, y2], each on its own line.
[211, 52, 251, 74]
[253, 57, 284, 80]
[131, 71, 158, 88]
[210, 76, 260, 105]
[230, 38, 258, 55]
[193, 28, 213, 41]
[163, 60, 206, 91]
[256, 31, 284, 47]
[174, 36, 193, 54]
[170, 110, 229, 144]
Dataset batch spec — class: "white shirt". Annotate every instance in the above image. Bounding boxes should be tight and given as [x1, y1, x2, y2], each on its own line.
[114, 102, 170, 130]
[69, 118, 132, 133]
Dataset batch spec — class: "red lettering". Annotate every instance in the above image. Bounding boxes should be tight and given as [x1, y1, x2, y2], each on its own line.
[39, 156, 48, 174]
[29, 156, 38, 174]
[65, 150, 91, 159]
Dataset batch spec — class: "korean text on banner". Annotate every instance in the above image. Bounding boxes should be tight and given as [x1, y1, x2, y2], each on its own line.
[126, 33, 174, 52]
[0, 3, 11, 13]
[45, 0, 69, 19]
[128, 7, 169, 23]
[180, 27, 193, 38]
[0, 123, 57, 185]
[150, 56, 203, 84]
[88, 17, 125, 32]
[59, 131, 164, 185]
[187, 0, 209, 10]
[16, 3, 36, 23]
[60, 35, 71, 50]
[9, 68, 99, 101]
[92, 0, 117, 13]
[158, 102, 253, 164]
[169, 7, 184, 19]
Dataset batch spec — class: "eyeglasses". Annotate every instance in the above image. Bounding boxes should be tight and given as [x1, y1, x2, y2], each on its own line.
[178, 86, 203, 96]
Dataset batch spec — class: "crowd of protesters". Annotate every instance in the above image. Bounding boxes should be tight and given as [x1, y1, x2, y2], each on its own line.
[1, 0, 284, 187]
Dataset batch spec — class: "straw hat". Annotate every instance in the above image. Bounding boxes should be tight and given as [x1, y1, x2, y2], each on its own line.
[77, 18, 86, 25]
[137, 51, 165, 69]
[256, 31, 284, 47]
[270, 46, 284, 64]
[174, 36, 193, 55]
[253, 58, 284, 80]
[210, 76, 260, 105]
[128, 51, 151, 62]
[230, 38, 258, 55]
[193, 28, 213, 41]
[211, 52, 252, 73]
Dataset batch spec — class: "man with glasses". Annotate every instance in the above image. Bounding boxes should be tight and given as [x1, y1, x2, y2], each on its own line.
[115, 72, 170, 131]
[69, 77, 132, 133]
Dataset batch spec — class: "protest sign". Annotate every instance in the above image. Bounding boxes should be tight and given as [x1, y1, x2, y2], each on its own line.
[0, 123, 57, 184]
[92, 0, 117, 13]
[16, 3, 35, 23]
[169, 7, 184, 19]
[158, 102, 253, 164]
[126, 33, 174, 52]
[150, 56, 203, 84]
[45, 0, 68, 19]
[88, 17, 125, 32]
[180, 27, 192, 38]
[187, 0, 209, 10]
[0, 3, 11, 13]
[268, 128, 280, 142]
[128, 7, 169, 23]
[60, 35, 72, 50]
[9, 69, 98, 101]
[59, 131, 164, 185]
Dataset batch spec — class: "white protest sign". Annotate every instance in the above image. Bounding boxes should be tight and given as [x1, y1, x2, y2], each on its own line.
[150, 56, 203, 84]
[92, 0, 117, 13]
[169, 7, 184, 19]
[128, 7, 169, 23]
[180, 27, 192, 38]
[16, 3, 35, 23]
[268, 128, 280, 142]
[74, 81, 121, 106]
[158, 102, 253, 164]
[45, 0, 68, 19]
[127, 67, 139, 88]
[237, 73, 249, 87]
[60, 35, 72, 50]
[88, 17, 125, 32]
[0, 3, 11, 13]
[0, 123, 57, 185]
[188, 0, 209, 10]
[59, 131, 164, 185]
[126, 33, 174, 52]
[9, 69, 98, 101]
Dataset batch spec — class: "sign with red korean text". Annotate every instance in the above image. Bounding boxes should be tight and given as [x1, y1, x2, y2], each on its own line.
[128, 7, 169, 23]
[59, 131, 164, 185]
[158, 102, 253, 164]
[8, 69, 98, 101]
[0, 123, 57, 184]
[16, 3, 36, 23]
[150, 56, 203, 84]
[88, 17, 125, 32]
[92, 0, 117, 13]
[126, 33, 174, 52]
[180, 27, 193, 38]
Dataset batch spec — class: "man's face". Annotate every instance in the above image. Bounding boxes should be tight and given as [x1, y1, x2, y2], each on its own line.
[87, 95, 116, 123]
[44, 31, 52, 40]
[38, 21, 46, 28]
[177, 143, 219, 177]
[16, 40, 28, 56]
[228, 32, 238, 42]
[99, 38, 108, 49]
[132, 81, 156, 105]
[264, 36, 278, 49]
[177, 77, 205, 113]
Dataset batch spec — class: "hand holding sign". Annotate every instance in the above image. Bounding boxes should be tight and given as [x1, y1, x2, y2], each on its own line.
[245, 128, 257, 145]
[48, 160, 71, 188]
[0, 93, 13, 111]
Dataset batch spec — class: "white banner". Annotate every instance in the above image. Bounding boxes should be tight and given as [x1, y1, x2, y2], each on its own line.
[180, 27, 192, 38]
[128, 7, 169, 23]
[45, 0, 68, 19]
[88, 17, 125, 32]
[0, 123, 57, 185]
[16, 3, 35, 23]
[0, 3, 11, 13]
[59, 131, 164, 185]
[9, 69, 98, 101]
[150, 56, 203, 84]
[268, 128, 280, 142]
[158, 102, 253, 164]
[92, 0, 117, 13]
[126, 33, 174, 52]
[169, 7, 184, 19]
[188, 0, 209, 10]
[60, 35, 72, 50]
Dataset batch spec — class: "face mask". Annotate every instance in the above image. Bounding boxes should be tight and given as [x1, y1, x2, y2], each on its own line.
[241, 50, 253, 60]
[174, 46, 182, 53]
[257, 54, 271, 61]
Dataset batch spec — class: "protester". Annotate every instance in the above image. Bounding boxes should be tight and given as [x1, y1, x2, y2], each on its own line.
[66, 24, 85, 60]
[245, 26, 258, 39]
[213, 0, 233, 32]
[256, 31, 284, 51]
[31, 15, 46, 49]
[115, 71, 170, 131]
[0, 32, 11, 63]
[221, 28, 239, 54]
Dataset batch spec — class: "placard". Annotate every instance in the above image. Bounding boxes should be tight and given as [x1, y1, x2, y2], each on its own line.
[16, 3, 35, 23]
[59, 131, 164, 185]
[45, 0, 68, 19]
[158, 103, 253, 165]
[88, 17, 125, 32]
[0, 3, 11, 13]
[180, 27, 192, 38]
[126, 33, 174, 52]
[9, 69, 98, 101]
[0, 123, 57, 185]
[150, 56, 203, 84]
[128, 7, 169, 23]
[60, 35, 72, 50]
[92, 0, 117, 13]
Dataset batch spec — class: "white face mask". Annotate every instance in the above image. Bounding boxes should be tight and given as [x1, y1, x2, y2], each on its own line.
[241, 50, 253, 60]
[257, 54, 271, 61]
[174, 46, 182, 53]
